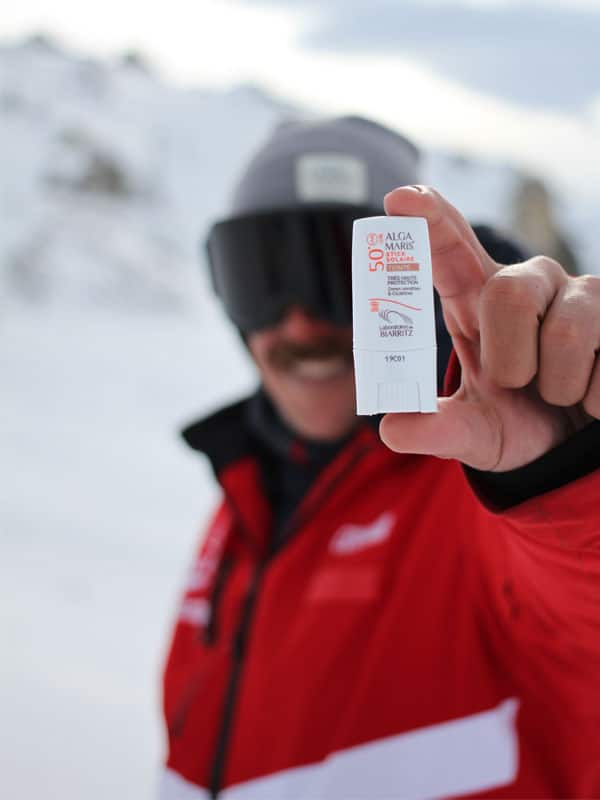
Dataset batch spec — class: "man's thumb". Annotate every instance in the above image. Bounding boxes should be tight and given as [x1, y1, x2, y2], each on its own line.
[379, 396, 500, 470]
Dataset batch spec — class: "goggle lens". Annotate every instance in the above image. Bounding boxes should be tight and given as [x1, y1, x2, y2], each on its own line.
[206, 205, 381, 332]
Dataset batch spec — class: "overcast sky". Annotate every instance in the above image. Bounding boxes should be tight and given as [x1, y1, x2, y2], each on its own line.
[2, 0, 600, 194]
[272, 0, 600, 110]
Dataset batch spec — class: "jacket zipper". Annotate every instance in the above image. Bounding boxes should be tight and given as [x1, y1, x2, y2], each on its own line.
[276, 439, 376, 551]
[167, 555, 234, 737]
[207, 439, 375, 797]
[208, 559, 266, 799]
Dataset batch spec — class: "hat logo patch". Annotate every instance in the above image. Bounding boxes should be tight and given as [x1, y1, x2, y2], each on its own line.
[296, 153, 368, 204]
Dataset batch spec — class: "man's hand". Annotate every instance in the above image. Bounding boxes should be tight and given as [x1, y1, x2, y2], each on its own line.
[379, 186, 600, 471]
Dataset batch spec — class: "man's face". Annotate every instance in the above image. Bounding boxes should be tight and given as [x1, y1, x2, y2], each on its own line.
[247, 306, 357, 442]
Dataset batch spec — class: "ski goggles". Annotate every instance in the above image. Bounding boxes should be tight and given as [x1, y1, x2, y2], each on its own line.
[205, 205, 381, 333]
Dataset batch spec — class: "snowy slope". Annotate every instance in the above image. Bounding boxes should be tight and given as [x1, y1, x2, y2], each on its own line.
[1, 305, 256, 799]
[0, 36, 290, 310]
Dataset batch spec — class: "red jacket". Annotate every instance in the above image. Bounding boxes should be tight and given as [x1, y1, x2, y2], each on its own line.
[161, 402, 600, 799]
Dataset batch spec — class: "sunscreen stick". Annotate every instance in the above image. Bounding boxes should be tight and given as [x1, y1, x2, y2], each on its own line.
[352, 216, 438, 414]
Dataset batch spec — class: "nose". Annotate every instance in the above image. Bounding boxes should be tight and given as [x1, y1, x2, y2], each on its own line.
[278, 306, 342, 341]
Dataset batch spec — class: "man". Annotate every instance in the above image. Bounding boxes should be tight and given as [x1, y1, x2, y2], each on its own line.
[161, 117, 600, 799]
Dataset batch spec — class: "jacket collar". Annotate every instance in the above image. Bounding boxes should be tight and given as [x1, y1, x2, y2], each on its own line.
[181, 389, 380, 479]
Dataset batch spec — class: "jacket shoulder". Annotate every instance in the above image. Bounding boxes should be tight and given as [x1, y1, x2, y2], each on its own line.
[181, 396, 254, 475]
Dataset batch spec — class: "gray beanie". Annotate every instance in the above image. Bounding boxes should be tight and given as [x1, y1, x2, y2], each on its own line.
[231, 115, 420, 215]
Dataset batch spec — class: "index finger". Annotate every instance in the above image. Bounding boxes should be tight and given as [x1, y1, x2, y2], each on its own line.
[383, 185, 498, 301]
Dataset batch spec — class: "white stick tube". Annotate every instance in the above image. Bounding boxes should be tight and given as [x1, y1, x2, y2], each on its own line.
[352, 216, 438, 414]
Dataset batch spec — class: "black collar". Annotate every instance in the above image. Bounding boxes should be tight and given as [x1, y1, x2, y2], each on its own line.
[181, 389, 378, 476]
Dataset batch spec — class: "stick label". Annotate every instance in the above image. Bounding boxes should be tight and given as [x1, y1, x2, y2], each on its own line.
[354, 217, 435, 352]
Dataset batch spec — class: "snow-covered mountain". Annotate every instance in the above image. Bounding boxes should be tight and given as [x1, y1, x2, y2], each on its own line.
[1, 35, 594, 314]
[0, 35, 291, 310]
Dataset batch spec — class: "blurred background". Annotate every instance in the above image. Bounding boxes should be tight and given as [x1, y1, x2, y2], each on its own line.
[1, 1, 599, 797]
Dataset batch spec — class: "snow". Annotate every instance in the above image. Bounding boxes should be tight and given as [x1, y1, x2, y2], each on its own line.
[0, 303, 256, 798]
[0, 36, 287, 310]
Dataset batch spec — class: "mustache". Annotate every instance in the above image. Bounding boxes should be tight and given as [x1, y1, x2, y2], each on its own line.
[267, 336, 353, 370]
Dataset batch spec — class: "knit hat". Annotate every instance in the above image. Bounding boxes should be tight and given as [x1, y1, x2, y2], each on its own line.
[230, 115, 420, 215]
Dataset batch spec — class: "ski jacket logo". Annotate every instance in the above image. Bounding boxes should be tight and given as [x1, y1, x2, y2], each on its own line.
[329, 511, 395, 555]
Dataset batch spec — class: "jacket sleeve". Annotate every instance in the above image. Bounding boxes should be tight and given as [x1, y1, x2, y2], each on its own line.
[466, 420, 600, 510]
[471, 464, 600, 728]
[442, 338, 600, 510]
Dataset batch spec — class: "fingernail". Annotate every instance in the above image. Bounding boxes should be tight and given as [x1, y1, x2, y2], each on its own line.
[384, 185, 424, 204]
